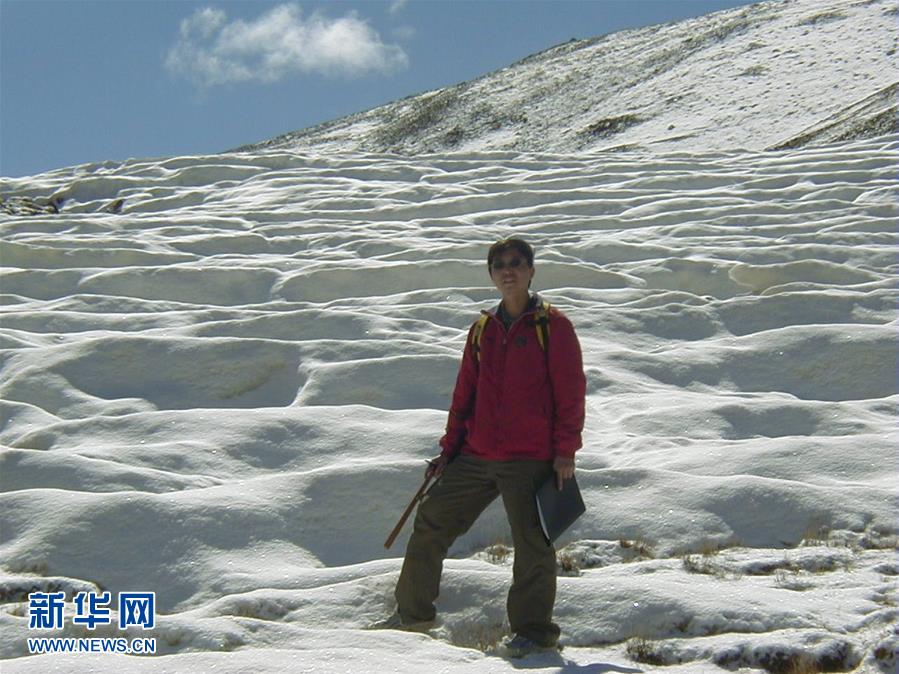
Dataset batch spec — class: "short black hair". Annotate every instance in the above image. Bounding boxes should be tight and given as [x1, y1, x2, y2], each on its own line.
[487, 238, 534, 269]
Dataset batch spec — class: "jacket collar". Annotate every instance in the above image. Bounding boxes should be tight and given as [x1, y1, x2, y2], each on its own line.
[483, 292, 542, 319]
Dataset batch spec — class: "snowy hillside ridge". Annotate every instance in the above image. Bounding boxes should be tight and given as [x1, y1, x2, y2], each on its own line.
[1, 133, 896, 672]
[237, 0, 898, 156]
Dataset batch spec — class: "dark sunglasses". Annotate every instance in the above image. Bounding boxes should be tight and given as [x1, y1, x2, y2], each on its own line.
[491, 257, 527, 271]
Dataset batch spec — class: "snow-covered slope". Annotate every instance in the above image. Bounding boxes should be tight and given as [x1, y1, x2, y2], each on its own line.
[242, 0, 898, 156]
[1, 132, 897, 671]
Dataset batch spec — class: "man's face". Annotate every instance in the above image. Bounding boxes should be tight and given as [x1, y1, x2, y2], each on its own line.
[490, 250, 534, 295]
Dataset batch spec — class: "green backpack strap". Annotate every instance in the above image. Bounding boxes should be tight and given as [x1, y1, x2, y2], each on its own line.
[470, 313, 491, 362]
[534, 300, 551, 352]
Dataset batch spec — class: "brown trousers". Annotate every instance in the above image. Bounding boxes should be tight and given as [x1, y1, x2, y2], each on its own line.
[394, 454, 560, 647]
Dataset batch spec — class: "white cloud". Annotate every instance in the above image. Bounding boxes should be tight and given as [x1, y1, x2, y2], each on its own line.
[181, 7, 227, 40]
[388, 0, 409, 15]
[166, 3, 409, 87]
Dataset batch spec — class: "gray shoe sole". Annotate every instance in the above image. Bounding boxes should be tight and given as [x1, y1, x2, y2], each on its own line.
[366, 618, 435, 633]
[503, 643, 562, 659]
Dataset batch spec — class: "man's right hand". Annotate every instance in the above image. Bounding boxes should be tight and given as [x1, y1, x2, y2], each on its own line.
[426, 455, 448, 479]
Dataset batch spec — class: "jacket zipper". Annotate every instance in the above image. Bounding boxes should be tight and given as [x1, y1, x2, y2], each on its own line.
[484, 305, 539, 345]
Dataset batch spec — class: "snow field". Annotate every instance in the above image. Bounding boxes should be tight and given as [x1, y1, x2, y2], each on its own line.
[1, 134, 897, 672]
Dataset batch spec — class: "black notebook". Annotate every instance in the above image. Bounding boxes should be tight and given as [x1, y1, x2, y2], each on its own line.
[535, 474, 586, 544]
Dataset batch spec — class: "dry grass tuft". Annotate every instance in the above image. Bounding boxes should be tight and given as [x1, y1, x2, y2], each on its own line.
[445, 621, 507, 652]
[619, 537, 654, 560]
[625, 637, 667, 666]
[484, 541, 512, 565]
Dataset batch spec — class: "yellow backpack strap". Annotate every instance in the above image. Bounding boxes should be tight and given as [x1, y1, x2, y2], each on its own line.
[471, 313, 491, 362]
[534, 300, 551, 351]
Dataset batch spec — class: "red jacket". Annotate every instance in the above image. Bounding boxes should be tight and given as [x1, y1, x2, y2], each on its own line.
[439, 295, 586, 461]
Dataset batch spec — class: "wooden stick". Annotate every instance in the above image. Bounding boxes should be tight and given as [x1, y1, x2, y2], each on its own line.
[384, 471, 434, 550]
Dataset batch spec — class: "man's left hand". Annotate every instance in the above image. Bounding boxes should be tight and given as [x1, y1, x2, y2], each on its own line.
[553, 456, 575, 491]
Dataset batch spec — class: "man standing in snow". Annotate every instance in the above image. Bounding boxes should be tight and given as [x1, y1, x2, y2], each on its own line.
[373, 238, 587, 657]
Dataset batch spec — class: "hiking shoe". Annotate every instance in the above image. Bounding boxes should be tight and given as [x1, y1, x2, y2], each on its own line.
[366, 611, 434, 633]
[502, 634, 559, 658]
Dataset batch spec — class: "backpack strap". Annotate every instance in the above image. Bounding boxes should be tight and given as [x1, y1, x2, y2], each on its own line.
[534, 300, 551, 352]
[470, 313, 491, 362]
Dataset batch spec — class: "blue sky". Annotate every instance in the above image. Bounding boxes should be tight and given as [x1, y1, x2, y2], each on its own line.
[1, 0, 756, 177]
